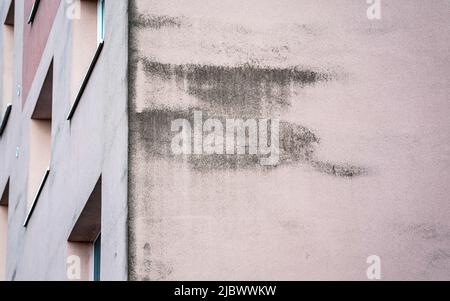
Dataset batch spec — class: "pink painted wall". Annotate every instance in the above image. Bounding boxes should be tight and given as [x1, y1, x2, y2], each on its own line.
[129, 0, 450, 280]
[22, 0, 60, 106]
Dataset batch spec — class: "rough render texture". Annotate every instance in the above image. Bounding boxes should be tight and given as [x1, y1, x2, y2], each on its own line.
[128, 0, 450, 280]
[0, 0, 128, 280]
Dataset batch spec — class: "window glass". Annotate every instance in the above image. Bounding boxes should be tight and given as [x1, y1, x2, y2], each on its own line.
[93, 234, 101, 281]
[97, 0, 105, 44]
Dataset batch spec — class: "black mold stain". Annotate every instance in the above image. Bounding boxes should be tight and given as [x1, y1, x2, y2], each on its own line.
[142, 241, 173, 280]
[143, 243, 151, 251]
[428, 249, 450, 268]
[399, 223, 450, 241]
[280, 122, 319, 162]
[128, 0, 141, 282]
[132, 109, 367, 178]
[143, 259, 174, 280]
[141, 58, 333, 116]
[292, 24, 321, 36]
[279, 220, 311, 236]
[310, 161, 368, 178]
[132, 14, 183, 29]
[129, 11, 366, 180]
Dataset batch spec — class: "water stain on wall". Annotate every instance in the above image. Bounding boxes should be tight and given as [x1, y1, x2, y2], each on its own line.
[133, 56, 366, 177]
[141, 58, 333, 117]
[131, 14, 184, 29]
[132, 109, 367, 177]
[141, 242, 174, 280]
[127, 2, 372, 281]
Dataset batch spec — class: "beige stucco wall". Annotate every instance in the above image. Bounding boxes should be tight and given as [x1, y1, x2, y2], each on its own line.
[27, 120, 51, 210]
[67, 242, 94, 281]
[129, 0, 450, 280]
[70, 0, 98, 108]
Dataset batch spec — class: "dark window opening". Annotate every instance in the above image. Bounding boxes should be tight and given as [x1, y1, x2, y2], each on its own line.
[0, 179, 9, 280]
[2, 0, 14, 134]
[68, 176, 102, 281]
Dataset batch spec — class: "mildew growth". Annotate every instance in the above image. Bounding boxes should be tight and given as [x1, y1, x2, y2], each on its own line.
[397, 223, 450, 241]
[141, 59, 334, 116]
[132, 109, 367, 177]
[279, 122, 319, 162]
[134, 59, 366, 177]
[310, 161, 368, 178]
[131, 14, 184, 29]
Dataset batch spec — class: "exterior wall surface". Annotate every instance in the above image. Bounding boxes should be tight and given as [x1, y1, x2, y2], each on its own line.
[0, 0, 128, 280]
[128, 0, 450, 280]
[22, 0, 60, 106]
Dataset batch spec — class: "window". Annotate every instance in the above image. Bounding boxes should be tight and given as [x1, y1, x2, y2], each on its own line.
[68, 0, 105, 120]
[27, 0, 41, 24]
[93, 234, 101, 281]
[25, 62, 53, 226]
[97, 0, 105, 45]
[0, 180, 9, 281]
[67, 177, 102, 281]
[2, 0, 14, 117]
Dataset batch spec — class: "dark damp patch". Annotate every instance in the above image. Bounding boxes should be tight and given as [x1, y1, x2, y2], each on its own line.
[293, 24, 321, 36]
[142, 240, 173, 280]
[188, 155, 261, 171]
[140, 59, 334, 116]
[189, 121, 321, 171]
[131, 109, 367, 177]
[131, 109, 185, 159]
[142, 259, 174, 281]
[310, 161, 368, 178]
[428, 249, 450, 268]
[279, 122, 319, 163]
[397, 223, 450, 241]
[132, 14, 183, 29]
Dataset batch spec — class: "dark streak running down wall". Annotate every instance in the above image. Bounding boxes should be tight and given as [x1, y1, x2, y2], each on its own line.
[133, 109, 367, 178]
[131, 14, 184, 29]
[141, 58, 334, 117]
[135, 58, 367, 177]
[135, 57, 367, 177]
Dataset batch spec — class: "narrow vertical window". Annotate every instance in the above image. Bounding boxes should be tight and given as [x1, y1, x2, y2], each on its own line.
[97, 0, 105, 45]
[68, 0, 105, 119]
[2, 0, 14, 116]
[0, 180, 9, 281]
[67, 177, 102, 281]
[93, 234, 101, 281]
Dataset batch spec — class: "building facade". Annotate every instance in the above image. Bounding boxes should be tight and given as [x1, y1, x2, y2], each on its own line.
[0, 0, 128, 281]
[1, 0, 450, 281]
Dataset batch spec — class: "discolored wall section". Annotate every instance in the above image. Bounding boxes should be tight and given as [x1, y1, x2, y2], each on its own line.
[128, 0, 450, 280]
[22, 0, 60, 107]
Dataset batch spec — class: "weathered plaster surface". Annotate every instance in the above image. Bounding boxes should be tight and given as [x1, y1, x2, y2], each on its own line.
[129, 0, 450, 280]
